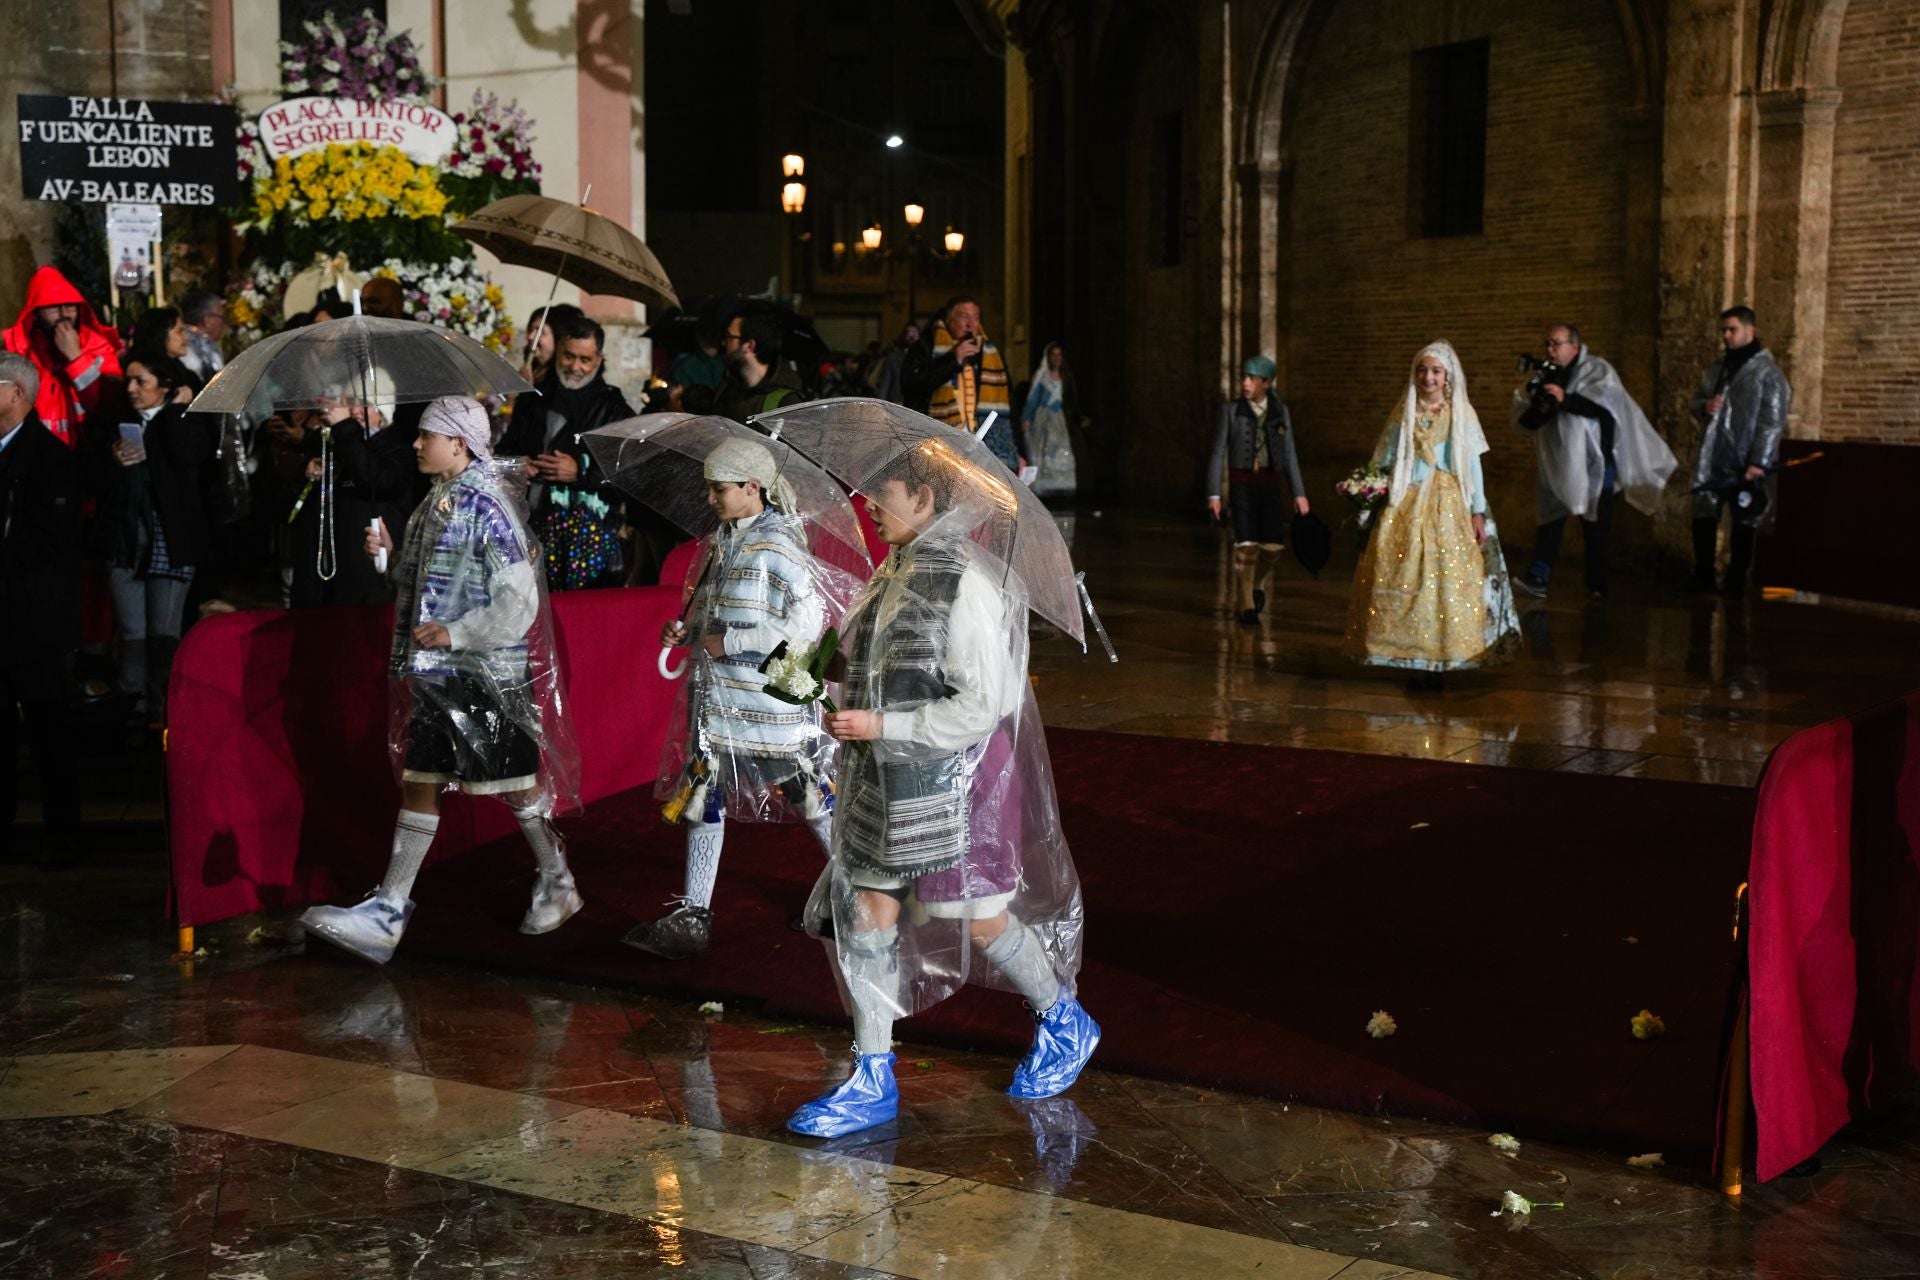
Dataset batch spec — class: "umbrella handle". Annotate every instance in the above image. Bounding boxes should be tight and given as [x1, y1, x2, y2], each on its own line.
[658, 644, 687, 681]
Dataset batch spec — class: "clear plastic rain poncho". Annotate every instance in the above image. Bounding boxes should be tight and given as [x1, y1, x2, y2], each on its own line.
[385, 451, 581, 817]
[581, 414, 870, 825]
[751, 398, 1089, 1018]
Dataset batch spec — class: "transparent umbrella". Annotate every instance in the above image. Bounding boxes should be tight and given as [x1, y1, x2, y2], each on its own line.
[749, 397, 1112, 656]
[584, 413, 872, 682]
[188, 314, 533, 417]
[583, 414, 871, 578]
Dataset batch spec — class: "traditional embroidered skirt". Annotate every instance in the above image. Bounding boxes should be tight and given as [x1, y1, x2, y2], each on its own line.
[1346, 471, 1519, 671]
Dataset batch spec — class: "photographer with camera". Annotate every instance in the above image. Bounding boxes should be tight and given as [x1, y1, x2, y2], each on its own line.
[1508, 324, 1675, 601]
[1687, 306, 1789, 596]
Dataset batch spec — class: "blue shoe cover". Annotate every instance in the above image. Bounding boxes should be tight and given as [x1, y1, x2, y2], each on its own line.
[787, 1053, 898, 1137]
[1008, 993, 1101, 1099]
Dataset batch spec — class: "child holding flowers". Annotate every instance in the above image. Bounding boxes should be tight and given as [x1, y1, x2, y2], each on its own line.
[624, 435, 856, 961]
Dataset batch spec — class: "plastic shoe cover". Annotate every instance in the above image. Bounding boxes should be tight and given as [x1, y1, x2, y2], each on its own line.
[300, 895, 415, 965]
[520, 871, 584, 935]
[787, 1053, 899, 1137]
[1008, 993, 1101, 1099]
[621, 903, 714, 959]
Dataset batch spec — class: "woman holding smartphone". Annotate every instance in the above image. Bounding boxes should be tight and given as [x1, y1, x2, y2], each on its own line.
[95, 355, 214, 725]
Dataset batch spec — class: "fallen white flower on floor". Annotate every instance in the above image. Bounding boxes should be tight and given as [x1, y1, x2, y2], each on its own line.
[1488, 1133, 1521, 1155]
[1627, 1153, 1665, 1169]
[1367, 1010, 1398, 1038]
[698, 1001, 724, 1015]
[1409, 822, 1430, 830]
[1493, 1190, 1565, 1217]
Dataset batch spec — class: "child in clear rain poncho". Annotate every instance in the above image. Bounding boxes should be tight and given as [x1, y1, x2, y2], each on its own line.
[300, 395, 582, 964]
[622, 433, 861, 961]
[783, 437, 1097, 1139]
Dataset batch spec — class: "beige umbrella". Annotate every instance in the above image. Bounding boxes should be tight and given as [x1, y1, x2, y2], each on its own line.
[452, 192, 680, 311]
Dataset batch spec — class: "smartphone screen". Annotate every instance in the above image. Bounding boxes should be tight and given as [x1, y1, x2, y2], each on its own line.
[117, 421, 147, 462]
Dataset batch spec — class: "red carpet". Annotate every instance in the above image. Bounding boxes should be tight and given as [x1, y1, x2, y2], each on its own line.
[399, 727, 1752, 1158]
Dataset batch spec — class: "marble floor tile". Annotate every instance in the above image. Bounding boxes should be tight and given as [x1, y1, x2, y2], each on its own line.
[211, 1131, 477, 1230]
[0, 1113, 230, 1192]
[127, 1042, 391, 1128]
[424, 1104, 933, 1250]
[0, 1044, 236, 1118]
[1155, 1103, 1460, 1198]
[1256, 1187, 1590, 1280]
[1333, 1262, 1459, 1280]
[804, 1174, 1358, 1279]
[231, 1070, 582, 1167]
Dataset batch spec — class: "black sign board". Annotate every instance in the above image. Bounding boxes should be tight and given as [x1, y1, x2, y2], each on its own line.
[17, 95, 238, 207]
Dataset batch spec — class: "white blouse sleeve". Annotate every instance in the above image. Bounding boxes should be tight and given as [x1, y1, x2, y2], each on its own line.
[444, 559, 539, 652]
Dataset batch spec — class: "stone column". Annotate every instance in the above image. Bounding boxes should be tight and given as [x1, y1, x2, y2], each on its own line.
[1752, 85, 1840, 439]
[1655, 0, 1762, 556]
[1236, 160, 1284, 377]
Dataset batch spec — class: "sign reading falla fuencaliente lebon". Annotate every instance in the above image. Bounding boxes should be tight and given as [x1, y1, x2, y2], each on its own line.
[16, 95, 239, 206]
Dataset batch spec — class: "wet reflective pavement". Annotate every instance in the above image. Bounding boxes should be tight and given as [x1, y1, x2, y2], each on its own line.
[8, 512, 1920, 1276]
[1029, 514, 1920, 787]
[6, 865, 1920, 1278]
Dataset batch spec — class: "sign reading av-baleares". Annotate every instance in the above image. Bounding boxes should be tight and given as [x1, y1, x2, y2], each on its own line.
[17, 95, 239, 207]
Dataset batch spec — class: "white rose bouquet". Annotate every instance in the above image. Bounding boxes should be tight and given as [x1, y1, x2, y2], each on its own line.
[759, 628, 840, 714]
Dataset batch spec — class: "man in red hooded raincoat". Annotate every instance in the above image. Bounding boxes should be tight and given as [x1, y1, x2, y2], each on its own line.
[3, 266, 124, 447]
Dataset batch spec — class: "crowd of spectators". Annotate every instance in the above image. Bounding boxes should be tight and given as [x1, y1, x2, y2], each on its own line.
[0, 267, 1083, 867]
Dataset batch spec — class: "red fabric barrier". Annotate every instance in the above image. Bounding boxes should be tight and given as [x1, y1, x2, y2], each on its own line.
[1749, 691, 1920, 1181]
[167, 587, 684, 928]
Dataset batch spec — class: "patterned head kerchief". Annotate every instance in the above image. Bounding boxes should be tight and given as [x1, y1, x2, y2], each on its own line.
[419, 395, 492, 459]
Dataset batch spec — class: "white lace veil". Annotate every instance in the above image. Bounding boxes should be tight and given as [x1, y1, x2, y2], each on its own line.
[1379, 340, 1490, 510]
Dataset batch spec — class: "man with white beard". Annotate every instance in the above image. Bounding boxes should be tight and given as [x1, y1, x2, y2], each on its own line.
[497, 314, 637, 590]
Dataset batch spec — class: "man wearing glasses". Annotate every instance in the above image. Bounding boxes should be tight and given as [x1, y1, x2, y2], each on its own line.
[1510, 324, 1676, 601]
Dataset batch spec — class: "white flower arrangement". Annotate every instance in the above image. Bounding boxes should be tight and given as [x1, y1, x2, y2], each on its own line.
[1366, 1009, 1397, 1039]
[364, 257, 514, 352]
[224, 259, 300, 347]
[446, 90, 543, 185]
[759, 629, 840, 713]
[764, 648, 823, 703]
[224, 257, 513, 354]
[1488, 1133, 1521, 1156]
[1337, 462, 1392, 513]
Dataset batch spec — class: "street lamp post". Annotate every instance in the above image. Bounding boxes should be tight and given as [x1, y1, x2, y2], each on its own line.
[780, 154, 807, 297]
[903, 201, 925, 325]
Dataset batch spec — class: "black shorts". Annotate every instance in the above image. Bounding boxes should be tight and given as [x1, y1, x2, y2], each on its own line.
[1229, 480, 1290, 545]
[402, 672, 541, 794]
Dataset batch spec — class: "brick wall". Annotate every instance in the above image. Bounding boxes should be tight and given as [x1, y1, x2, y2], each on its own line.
[1282, 0, 1634, 533]
[1821, 0, 1920, 445]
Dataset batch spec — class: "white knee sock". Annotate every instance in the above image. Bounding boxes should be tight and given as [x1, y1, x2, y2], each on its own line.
[683, 819, 725, 909]
[844, 927, 901, 1056]
[378, 810, 440, 903]
[512, 802, 567, 877]
[807, 814, 834, 859]
[982, 914, 1060, 1012]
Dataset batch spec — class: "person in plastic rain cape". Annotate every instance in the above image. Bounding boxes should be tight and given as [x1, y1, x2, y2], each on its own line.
[300, 395, 583, 964]
[625, 434, 860, 961]
[786, 440, 1098, 1139]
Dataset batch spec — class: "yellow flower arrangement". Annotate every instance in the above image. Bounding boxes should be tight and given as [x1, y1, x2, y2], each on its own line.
[252, 143, 452, 228]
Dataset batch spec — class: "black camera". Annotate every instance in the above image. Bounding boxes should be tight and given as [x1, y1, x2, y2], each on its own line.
[1515, 353, 1561, 399]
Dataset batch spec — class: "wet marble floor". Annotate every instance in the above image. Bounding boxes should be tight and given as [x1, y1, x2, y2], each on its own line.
[1027, 514, 1920, 787]
[6, 869, 1920, 1279]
